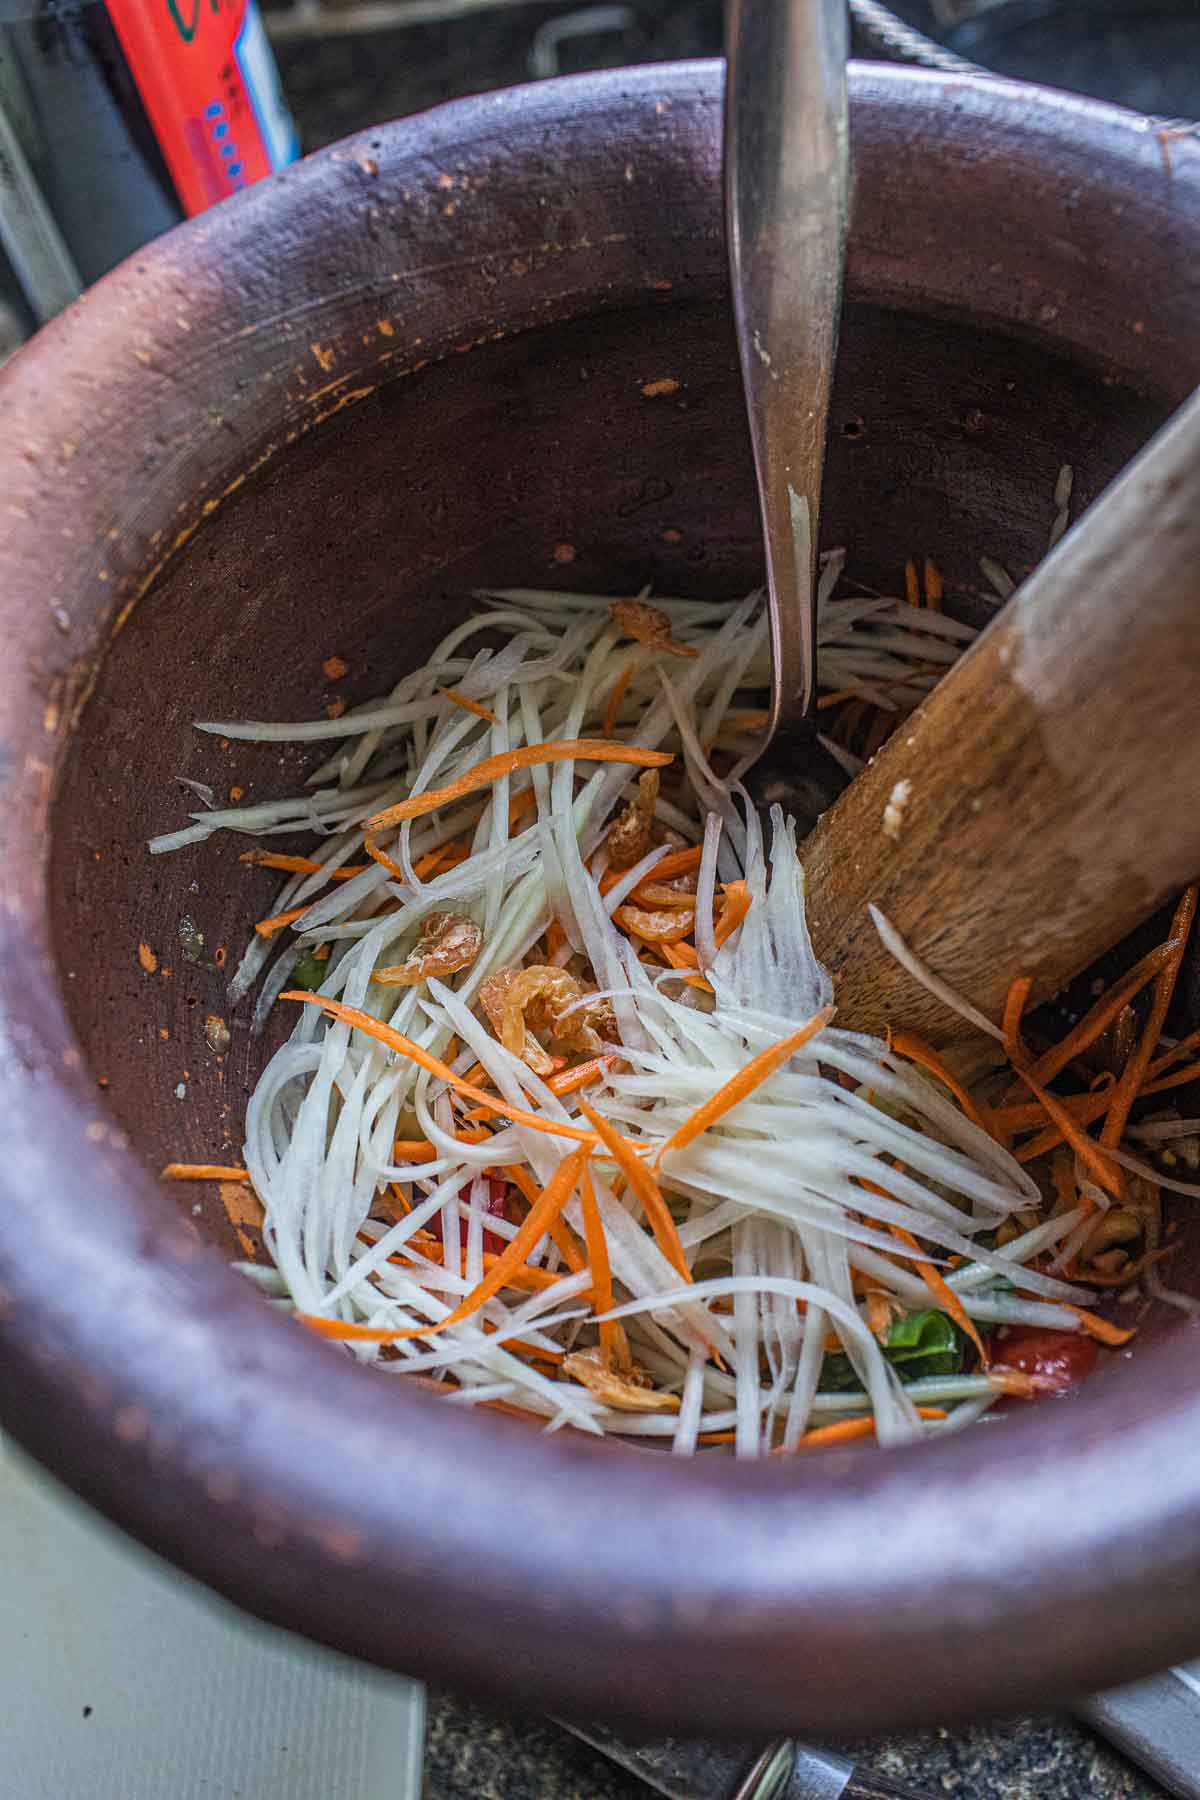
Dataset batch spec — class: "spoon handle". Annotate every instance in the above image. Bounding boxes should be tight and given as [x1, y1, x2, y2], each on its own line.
[724, 0, 849, 735]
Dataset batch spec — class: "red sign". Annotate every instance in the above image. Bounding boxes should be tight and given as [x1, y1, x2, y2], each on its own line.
[104, 0, 298, 217]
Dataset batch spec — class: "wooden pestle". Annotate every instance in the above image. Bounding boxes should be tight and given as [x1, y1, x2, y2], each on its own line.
[800, 387, 1200, 1042]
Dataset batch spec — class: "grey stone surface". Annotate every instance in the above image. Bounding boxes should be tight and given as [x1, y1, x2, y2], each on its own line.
[425, 1691, 1169, 1799]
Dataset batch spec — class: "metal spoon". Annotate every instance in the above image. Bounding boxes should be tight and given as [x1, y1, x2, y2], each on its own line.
[725, 0, 852, 833]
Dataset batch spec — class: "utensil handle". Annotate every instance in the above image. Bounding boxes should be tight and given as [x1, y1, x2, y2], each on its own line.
[724, 0, 848, 731]
[801, 382, 1200, 1040]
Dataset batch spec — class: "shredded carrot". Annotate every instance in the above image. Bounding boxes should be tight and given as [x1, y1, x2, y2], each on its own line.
[1141, 1060, 1200, 1098]
[816, 686, 862, 712]
[577, 1098, 692, 1284]
[579, 1163, 632, 1370]
[302, 1145, 589, 1342]
[508, 786, 539, 827]
[362, 832, 407, 881]
[656, 940, 713, 991]
[162, 1162, 250, 1182]
[391, 1129, 491, 1162]
[600, 845, 703, 897]
[1023, 942, 1175, 1089]
[414, 839, 470, 879]
[240, 850, 371, 881]
[439, 687, 499, 725]
[255, 904, 309, 938]
[923, 558, 943, 610]
[549, 1054, 619, 1097]
[789, 1406, 948, 1451]
[1002, 975, 1032, 1067]
[283, 993, 600, 1145]
[1066, 1306, 1137, 1348]
[366, 740, 673, 831]
[545, 919, 567, 960]
[655, 1008, 835, 1165]
[886, 1219, 989, 1367]
[904, 558, 920, 608]
[1147, 1026, 1200, 1081]
[1100, 884, 1197, 1154]
[996, 1088, 1109, 1141]
[889, 1030, 995, 1134]
[713, 880, 753, 948]
[399, 1244, 564, 1295]
[603, 658, 639, 739]
[505, 1162, 587, 1275]
[459, 1058, 614, 1122]
[1051, 1150, 1083, 1220]
[1011, 1063, 1122, 1197]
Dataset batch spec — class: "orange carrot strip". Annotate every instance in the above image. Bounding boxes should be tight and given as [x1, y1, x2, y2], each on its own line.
[283, 992, 600, 1145]
[1066, 1306, 1137, 1347]
[631, 846, 704, 889]
[886, 1220, 989, 1367]
[391, 1129, 491, 1162]
[997, 1089, 1109, 1138]
[1051, 1151, 1086, 1223]
[904, 559, 920, 608]
[240, 850, 371, 881]
[655, 1008, 835, 1165]
[603, 658, 639, 739]
[439, 687, 499, 726]
[577, 1098, 692, 1284]
[816, 686, 862, 712]
[803, 1415, 877, 1448]
[545, 919, 567, 960]
[1100, 885, 1198, 1153]
[923, 558, 943, 610]
[1002, 975, 1032, 1067]
[1147, 1026, 1200, 1081]
[579, 1163, 632, 1370]
[889, 1030, 995, 1135]
[1023, 942, 1175, 1089]
[162, 1162, 250, 1182]
[255, 904, 310, 938]
[363, 832, 407, 881]
[1141, 1061, 1200, 1098]
[713, 880, 753, 948]
[302, 1145, 589, 1342]
[549, 1054, 619, 1097]
[505, 1162, 587, 1275]
[656, 940, 713, 991]
[1011, 1064, 1123, 1197]
[790, 1407, 948, 1451]
[459, 1059, 614, 1122]
[366, 740, 673, 831]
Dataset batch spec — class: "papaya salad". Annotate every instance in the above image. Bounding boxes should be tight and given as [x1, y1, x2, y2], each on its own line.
[153, 523, 1200, 1456]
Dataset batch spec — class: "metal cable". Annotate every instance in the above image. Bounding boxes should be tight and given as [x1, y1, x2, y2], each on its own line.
[847, 0, 985, 75]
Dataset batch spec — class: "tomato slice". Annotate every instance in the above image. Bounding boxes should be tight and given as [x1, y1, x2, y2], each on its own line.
[993, 1326, 1099, 1396]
